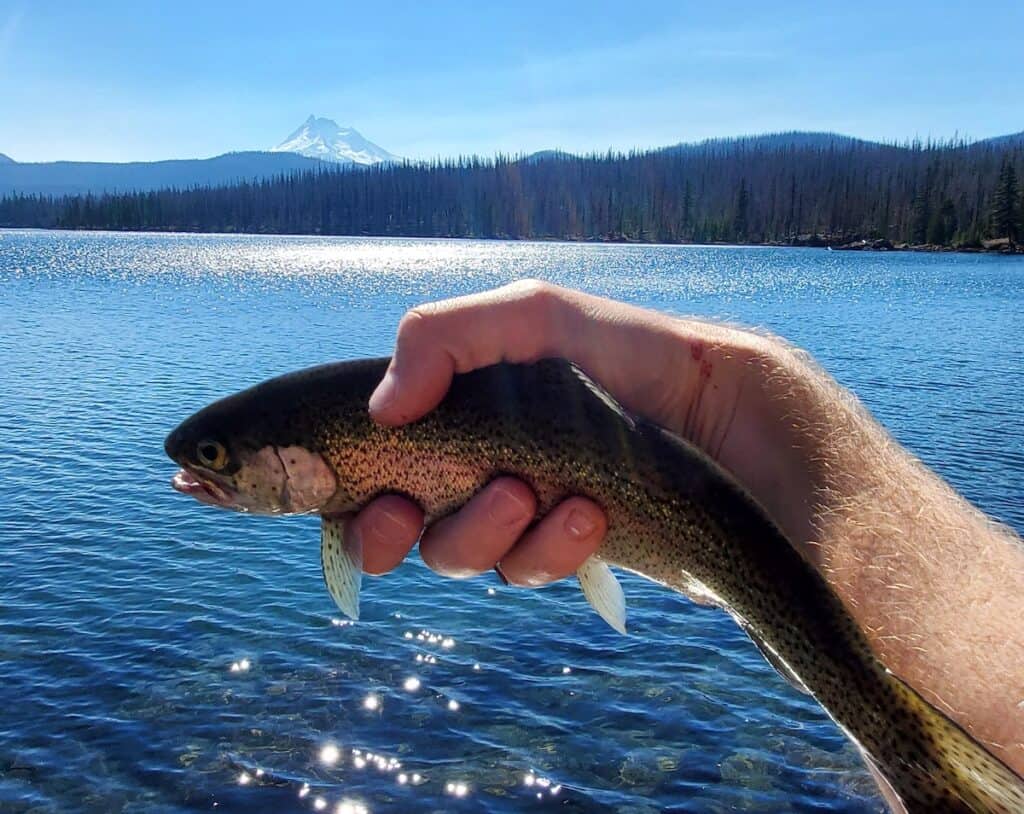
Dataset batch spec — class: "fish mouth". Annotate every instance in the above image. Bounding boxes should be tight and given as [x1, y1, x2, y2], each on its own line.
[171, 467, 237, 508]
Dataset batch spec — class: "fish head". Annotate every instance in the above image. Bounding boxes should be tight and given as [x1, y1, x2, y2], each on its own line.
[165, 390, 339, 516]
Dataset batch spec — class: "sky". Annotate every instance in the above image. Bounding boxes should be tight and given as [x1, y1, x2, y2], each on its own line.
[1, 0, 1022, 163]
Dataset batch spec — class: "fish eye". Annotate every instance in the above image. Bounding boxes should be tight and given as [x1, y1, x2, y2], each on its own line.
[196, 440, 228, 470]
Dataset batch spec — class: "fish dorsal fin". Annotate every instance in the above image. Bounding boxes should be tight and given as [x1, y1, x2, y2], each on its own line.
[568, 363, 636, 430]
[320, 516, 362, 620]
[577, 556, 627, 634]
[736, 616, 812, 696]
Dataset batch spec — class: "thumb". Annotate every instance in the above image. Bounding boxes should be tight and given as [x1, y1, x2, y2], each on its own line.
[368, 313, 456, 426]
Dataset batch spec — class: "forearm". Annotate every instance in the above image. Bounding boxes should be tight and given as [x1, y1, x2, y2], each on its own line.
[773, 347, 1024, 774]
[363, 282, 1024, 773]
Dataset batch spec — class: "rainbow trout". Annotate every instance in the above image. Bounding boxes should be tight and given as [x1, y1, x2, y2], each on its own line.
[165, 358, 1024, 813]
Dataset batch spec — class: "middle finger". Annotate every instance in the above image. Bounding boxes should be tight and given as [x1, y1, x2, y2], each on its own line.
[418, 477, 536, 578]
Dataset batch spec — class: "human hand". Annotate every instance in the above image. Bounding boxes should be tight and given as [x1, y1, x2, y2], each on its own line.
[353, 280, 819, 584]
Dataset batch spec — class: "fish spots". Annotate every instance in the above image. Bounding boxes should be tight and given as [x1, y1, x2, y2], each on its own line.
[176, 357, 1024, 812]
[226, 445, 288, 512]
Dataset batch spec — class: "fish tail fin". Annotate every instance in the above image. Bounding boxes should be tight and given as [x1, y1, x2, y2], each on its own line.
[882, 672, 1024, 813]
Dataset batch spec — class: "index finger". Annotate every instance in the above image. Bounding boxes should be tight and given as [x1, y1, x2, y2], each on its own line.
[368, 280, 582, 426]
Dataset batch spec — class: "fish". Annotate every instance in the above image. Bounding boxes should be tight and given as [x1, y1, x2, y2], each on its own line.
[165, 357, 1024, 813]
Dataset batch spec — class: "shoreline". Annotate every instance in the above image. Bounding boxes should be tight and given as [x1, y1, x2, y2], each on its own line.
[1, 225, 1021, 256]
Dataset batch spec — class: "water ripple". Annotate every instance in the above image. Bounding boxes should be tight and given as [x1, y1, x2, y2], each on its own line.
[2, 229, 1021, 812]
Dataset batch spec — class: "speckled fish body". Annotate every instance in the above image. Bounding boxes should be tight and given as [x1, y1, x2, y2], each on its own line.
[165, 358, 1024, 813]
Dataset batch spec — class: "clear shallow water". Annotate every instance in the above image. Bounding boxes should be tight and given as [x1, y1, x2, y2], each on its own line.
[1, 230, 1022, 814]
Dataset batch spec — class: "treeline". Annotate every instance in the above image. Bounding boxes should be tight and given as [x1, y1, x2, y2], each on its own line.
[1, 135, 1022, 247]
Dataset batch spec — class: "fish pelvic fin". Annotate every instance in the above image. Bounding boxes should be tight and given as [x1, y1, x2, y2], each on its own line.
[577, 556, 627, 635]
[320, 515, 362, 621]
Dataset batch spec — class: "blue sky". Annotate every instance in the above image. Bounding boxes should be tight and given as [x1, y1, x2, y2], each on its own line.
[1, 0, 1021, 162]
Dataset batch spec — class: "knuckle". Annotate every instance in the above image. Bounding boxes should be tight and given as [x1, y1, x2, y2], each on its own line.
[397, 307, 430, 340]
[505, 278, 558, 304]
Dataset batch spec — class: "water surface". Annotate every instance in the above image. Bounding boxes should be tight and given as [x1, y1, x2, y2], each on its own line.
[1, 230, 1022, 813]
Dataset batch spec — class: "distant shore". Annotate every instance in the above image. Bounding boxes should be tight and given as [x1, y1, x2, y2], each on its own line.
[3, 225, 1022, 256]
[783, 235, 1023, 255]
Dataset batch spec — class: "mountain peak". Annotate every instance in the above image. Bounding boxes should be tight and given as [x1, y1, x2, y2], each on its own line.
[271, 115, 399, 165]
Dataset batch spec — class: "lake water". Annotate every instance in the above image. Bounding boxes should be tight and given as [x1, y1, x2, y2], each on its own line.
[1, 230, 1021, 814]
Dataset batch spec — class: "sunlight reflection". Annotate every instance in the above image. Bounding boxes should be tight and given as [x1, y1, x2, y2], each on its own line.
[319, 744, 341, 765]
[524, 772, 563, 799]
[256, 240, 478, 279]
[445, 781, 470, 798]
[362, 693, 381, 711]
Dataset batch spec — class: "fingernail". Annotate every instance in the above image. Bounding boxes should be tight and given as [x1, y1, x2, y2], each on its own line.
[565, 508, 597, 539]
[368, 370, 398, 414]
[367, 506, 410, 543]
[488, 484, 529, 527]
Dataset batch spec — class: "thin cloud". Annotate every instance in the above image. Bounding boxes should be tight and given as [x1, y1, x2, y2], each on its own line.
[0, 7, 23, 63]
[513, 26, 782, 90]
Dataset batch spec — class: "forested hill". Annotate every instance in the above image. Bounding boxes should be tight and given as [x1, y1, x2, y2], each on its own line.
[2, 133, 1022, 249]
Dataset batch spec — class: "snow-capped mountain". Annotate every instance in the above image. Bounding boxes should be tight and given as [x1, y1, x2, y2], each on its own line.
[271, 115, 399, 165]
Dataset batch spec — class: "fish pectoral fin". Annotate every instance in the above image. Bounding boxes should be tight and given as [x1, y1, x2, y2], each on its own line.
[320, 515, 363, 621]
[738, 618, 812, 696]
[577, 556, 627, 635]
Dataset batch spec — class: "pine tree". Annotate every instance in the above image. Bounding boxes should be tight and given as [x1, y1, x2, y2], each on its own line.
[786, 174, 797, 237]
[733, 179, 749, 241]
[928, 198, 957, 246]
[2, 136, 1022, 249]
[990, 160, 1020, 243]
[681, 179, 693, 237]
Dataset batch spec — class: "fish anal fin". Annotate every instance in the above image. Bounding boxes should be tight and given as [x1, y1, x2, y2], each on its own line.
[320, 515, 363, 620]
[864, 755, 908, 814]
[739, 619, 812, 696]
[577, 556, 627, 635]
[677, 571, 726, 609]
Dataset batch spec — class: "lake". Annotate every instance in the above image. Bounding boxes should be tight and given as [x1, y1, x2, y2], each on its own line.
[1, 230, 1021, 813]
